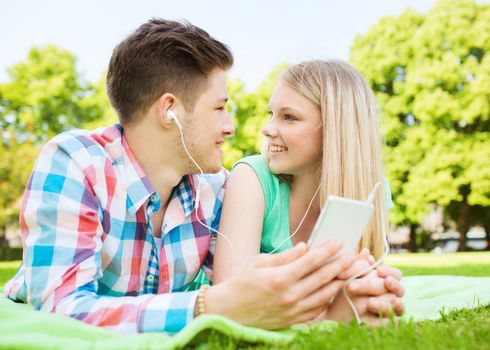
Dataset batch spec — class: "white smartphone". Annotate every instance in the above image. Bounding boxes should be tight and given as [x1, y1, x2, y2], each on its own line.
[307, 196, 375, 257]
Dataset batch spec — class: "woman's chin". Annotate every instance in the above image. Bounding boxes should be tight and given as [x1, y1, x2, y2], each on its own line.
[268, 162, 290, 176]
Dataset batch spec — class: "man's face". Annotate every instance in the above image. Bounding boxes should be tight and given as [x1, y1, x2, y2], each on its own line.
[180, 68, 235, 173]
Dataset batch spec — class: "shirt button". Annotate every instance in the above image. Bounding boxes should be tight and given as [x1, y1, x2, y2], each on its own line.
[150, 194, 158, 203]
[147, 275, 155, 282]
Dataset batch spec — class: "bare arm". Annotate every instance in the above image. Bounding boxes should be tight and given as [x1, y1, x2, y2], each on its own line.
[213, 163, 265, 283]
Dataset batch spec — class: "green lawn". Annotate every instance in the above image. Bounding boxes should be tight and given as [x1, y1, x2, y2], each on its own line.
[1, 253, 490, 349]
[0, 260, 20, 286]
[385, 251, 490, 277]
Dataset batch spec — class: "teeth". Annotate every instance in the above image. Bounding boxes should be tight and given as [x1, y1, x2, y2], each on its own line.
[269, 145, 287, 152]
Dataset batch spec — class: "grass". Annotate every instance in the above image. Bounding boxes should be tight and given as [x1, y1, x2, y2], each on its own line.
[2, 253, 490, 349]
[197, 304, 490, 350]
[385, 251, 490, 277]
[195, 252, 490, 350]
[0, 260, 20, 286]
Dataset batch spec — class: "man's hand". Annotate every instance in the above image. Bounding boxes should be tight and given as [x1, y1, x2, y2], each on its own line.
[204, 240, 356, 329]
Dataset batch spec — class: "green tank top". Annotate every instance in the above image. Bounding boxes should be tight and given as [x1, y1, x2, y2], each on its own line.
[235, 155, 293, 253]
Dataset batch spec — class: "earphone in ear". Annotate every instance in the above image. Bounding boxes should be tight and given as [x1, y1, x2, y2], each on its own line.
[167, 109, 182, 130]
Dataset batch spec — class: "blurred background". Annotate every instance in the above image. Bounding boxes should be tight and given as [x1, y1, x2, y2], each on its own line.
[0, 0, 489, 259]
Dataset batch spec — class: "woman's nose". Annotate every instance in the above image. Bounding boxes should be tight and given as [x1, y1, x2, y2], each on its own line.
[262, 120, 278, 138]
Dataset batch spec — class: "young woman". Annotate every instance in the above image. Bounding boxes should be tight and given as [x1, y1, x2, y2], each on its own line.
[213, 59, 403, 322]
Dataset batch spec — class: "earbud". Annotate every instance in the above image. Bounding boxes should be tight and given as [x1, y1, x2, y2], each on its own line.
[167, 109, 182, 129]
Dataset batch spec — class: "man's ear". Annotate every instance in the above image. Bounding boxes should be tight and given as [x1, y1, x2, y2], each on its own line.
[155, 93, 179, 129]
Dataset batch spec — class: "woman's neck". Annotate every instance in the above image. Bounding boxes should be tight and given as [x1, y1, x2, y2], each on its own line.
[290, 171, 321, 206]
[288, 172, 322, 245]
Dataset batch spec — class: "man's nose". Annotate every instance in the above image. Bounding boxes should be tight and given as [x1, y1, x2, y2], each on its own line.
[222, 111, 235, 137]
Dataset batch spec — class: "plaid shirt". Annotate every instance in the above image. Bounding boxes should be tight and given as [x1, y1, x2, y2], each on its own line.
[3, 124, 227, 334]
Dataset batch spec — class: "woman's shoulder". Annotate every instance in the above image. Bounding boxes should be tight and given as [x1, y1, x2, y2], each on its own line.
[234, 154, 268, 170]
[233, 154, 274, 182]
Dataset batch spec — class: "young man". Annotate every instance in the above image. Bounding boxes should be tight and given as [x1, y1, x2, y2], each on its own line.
[4, 19, 404, 334]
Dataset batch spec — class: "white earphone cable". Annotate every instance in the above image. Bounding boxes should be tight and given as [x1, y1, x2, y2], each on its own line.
[174, 112, 389, 325]
[175, 119, 236, 261]
[267, 184, 321, 255]
[342, 181, 389, 324]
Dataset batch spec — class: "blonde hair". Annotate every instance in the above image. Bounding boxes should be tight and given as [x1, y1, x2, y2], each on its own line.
[278, 59, 388, 259]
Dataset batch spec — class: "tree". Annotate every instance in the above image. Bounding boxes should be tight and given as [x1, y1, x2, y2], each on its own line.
[0, 45, 106, 143]
[0, 46, 109, 244]
[350, 0, 490, 250]
[81, 72, 118, 130]
[0, 135, 39, 245]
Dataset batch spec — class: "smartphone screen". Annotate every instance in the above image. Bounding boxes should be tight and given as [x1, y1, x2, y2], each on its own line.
[307, 196, 374, 256]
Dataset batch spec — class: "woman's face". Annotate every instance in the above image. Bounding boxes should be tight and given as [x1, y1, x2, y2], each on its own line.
[262, 80, 323, 177]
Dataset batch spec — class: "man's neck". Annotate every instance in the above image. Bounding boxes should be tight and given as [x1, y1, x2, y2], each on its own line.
[123, 119, 184, 201]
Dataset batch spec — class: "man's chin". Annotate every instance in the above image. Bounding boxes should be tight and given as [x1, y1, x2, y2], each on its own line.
[205, 164, 223, 174]
[198, 161, 223, 174]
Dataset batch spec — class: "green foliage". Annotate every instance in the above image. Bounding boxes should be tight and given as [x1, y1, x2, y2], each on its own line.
[81, 72, 118, 130]
[0, 46, 109, 240]
[0, 247, 22, 262]
[350, 0, 490, 248]
[0, 45, 106, 143]
[0, 137, 39, 236]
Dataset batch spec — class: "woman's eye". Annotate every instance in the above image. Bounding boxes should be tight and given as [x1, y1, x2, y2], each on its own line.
[284, 114, 296, 121]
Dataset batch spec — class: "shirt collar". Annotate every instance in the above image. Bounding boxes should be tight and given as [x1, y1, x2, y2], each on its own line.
[114, 125, 156, 216]
[163, 174, 210, 234]
[111, 124, 206, 220]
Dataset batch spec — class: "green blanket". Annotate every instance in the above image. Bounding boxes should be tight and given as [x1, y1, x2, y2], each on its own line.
[1, 276, 489, 349]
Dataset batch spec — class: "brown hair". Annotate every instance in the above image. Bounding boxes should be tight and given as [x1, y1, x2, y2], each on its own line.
[107, 18, 233, 125]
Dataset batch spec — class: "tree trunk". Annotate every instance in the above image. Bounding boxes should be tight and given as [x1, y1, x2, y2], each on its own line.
[408, 223, 418, 252]
[0, 226, 8, 246]
[485, 224, 490, 251]
[456, 201, 470, 252]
